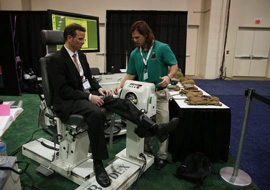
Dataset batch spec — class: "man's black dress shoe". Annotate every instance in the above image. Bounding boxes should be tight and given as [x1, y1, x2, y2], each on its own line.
[155, 117, 179, 143]
[155, 158, 167, 170]
[135, 116, 179, 141]
[94, 165, 111, 187]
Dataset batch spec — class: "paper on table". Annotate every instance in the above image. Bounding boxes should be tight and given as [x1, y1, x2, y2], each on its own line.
[0, 107, 23, 137]
[0, 104, 10, 116]
[2, 101, 15, 106]
[10, 107, 23, 120]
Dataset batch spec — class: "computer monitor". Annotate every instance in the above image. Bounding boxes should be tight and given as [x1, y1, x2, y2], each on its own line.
[48, 9, 100, 52]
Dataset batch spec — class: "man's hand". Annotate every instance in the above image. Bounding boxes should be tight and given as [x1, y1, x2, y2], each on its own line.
[91, 95, 104, 107]
[98, 88, 113, 97]
[113, 85, 121, 95]
[158, 76, 170, 87]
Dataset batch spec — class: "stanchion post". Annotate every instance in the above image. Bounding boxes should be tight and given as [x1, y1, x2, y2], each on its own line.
[219, 88, 253, 186]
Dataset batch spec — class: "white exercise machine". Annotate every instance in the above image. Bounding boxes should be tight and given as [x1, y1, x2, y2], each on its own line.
[22, 79, 157, 190]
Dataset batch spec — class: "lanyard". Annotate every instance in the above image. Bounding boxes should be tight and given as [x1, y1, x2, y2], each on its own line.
[140, 44, 154, 67]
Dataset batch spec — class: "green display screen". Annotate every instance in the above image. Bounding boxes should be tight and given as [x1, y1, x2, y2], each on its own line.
[49, 10, 100, 52]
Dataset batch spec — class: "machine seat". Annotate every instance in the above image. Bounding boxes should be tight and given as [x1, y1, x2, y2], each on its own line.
[64, 107, 111, 132]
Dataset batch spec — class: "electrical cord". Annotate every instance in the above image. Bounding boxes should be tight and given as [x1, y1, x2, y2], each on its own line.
[137, 153, 147, 179]
[0, 161, 43, 190]
[130, 153, 147, 190]
[130, 152, 147, 189]
[9, 128, 43, 156]
[0, 161, 29, 174]
[10, 101, 59, 160]
[22, 171, 43, 190]
[9, 106, 58, 156]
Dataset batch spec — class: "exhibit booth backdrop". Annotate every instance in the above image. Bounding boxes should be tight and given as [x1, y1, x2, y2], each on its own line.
[106, 10, 187, 75]
[0, 11, 49, 95]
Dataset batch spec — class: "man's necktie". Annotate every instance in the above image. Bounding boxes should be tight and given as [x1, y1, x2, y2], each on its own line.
[72, 54, 80, 72]
[73, 54, 90, 93]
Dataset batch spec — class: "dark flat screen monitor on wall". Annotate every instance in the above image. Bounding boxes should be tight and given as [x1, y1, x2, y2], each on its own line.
[48, 9, 100, 52]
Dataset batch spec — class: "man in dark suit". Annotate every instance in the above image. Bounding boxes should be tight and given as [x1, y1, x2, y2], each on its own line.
[49, 23, 179, 188]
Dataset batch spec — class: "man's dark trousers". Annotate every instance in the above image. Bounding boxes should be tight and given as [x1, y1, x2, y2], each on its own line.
[71, 95, 143, 160]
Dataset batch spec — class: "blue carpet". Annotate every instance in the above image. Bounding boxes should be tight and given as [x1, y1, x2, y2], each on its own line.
[194, 79, 270, 96]
[194, 79, 270, 190]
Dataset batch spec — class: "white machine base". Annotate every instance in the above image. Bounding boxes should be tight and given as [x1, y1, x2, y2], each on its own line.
[22, 138, 154, 189]
[76, 151, 154, 190]
[220, 167, 252, 186]
[116, 149, 154, 172]
[22, 138, 94, 185]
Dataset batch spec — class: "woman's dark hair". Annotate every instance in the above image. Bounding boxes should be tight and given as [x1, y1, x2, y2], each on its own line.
[131, 20, 155, 48]
[63, 23, 86, 41]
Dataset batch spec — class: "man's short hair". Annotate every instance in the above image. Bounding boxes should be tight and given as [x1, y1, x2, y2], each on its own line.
[64, 23, 86, 41]
[131, 20, 155, 48]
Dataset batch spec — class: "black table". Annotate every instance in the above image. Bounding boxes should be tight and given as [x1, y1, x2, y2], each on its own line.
[168, 99, 231, 162]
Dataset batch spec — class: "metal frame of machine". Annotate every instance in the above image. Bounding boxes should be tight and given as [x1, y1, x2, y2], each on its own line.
[22, 80, 157, 190]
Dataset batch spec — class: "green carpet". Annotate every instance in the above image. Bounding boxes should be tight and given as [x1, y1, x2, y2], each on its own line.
[0, 94, 260, 190]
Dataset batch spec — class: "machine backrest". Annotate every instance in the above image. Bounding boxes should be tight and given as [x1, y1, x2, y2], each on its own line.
[40, 30, 65, 108]
[41, 30, 65, 55]
[40, 56, 53, 108]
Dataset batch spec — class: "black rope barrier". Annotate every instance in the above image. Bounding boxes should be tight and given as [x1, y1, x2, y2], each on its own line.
[245, 88, 270, 106]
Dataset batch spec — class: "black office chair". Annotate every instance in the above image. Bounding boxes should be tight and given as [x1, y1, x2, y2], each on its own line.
[39, 30, 117, 153]
[90, 67, 101, 75]
[40, 30, 85, 126]
[39, 30, 89, 162]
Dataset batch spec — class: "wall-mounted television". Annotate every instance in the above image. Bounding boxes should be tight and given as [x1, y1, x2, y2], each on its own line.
[48, 9, 100, 52]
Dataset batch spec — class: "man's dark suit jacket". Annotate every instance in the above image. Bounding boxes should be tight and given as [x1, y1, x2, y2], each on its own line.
[49, 47, 101, 121]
